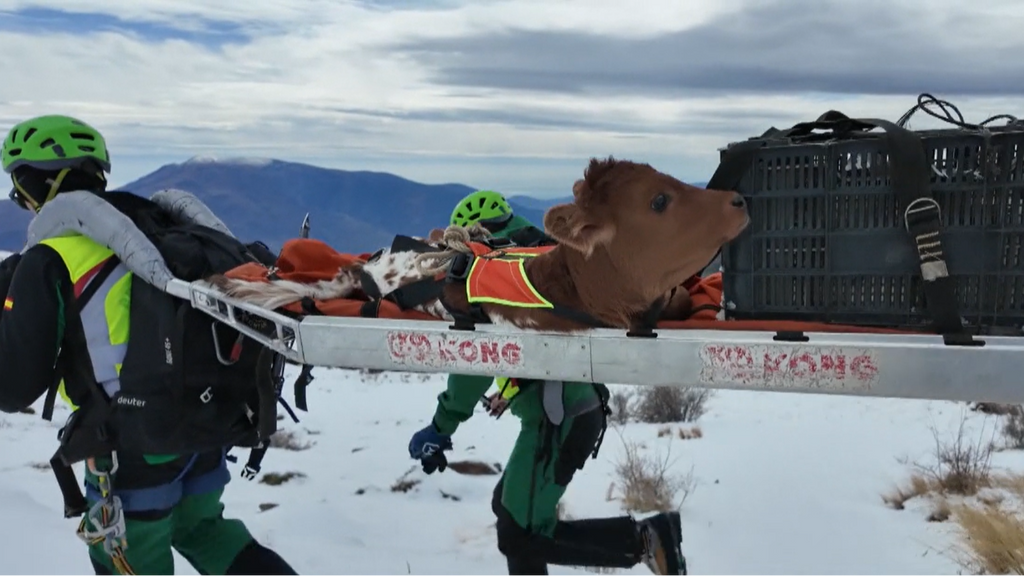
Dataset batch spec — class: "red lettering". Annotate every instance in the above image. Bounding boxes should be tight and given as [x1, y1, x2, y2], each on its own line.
[704, 345, 724, 365]
[787, 353, 817, 378]
[851, 355, 878, 381]
[480, 341, 499, 364]
[458, 340, 478, 363]
[819, 354, 846, 379]
[501, 342, 522, 365]
[702, 344, 879, 388]
[762, 351, 788, 376]
[436, 337, 456, 362]
[387, 332, 525, 369]
[732, 346, 754, 370]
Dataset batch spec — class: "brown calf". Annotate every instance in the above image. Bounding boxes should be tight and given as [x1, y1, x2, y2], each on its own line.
[210, 156, 749, 333]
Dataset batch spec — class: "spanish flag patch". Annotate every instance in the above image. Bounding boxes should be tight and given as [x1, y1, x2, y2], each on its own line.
[3, 297, 12, 311]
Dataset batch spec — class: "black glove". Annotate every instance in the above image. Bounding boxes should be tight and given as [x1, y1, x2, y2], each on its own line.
[0, 252, 22, 304]
[421, 450, 449, 475]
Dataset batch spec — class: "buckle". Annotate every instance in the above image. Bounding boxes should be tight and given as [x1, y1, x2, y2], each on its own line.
[903, 197, 941, 233]
[445, 252, 474, 282]
[484, 237, 515, 249]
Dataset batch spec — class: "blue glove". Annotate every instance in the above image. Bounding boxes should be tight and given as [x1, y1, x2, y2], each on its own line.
[408, 421, 453, 474]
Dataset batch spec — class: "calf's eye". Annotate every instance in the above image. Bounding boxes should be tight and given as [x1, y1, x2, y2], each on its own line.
[651, 193, 668, 213]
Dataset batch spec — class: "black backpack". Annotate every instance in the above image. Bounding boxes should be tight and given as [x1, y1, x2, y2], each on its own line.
[39, 191, 286, 517]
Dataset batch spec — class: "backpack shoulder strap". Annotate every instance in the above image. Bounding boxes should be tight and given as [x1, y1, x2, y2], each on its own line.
[25, 191, 175, 290]
[41, 255, 122, 422]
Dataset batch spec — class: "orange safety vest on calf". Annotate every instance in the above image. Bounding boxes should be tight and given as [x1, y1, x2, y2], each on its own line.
[464, 243, 556, 309]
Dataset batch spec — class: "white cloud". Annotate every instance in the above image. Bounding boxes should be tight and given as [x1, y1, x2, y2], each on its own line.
[0, 0, 1022, 197]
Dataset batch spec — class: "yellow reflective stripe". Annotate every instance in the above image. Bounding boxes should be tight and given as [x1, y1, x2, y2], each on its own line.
[39, 235, 132, 412]
[465, 258, 554, 309]
[495, 376, 521, 401]
[58, 380, 75, 410]
[105, 273, 132, 347]
[39, 236, 114, 280]
[491, 250, 542, 259]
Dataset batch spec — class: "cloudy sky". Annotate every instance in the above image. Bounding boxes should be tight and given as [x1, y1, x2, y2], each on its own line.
[1, 0, 1022, 198]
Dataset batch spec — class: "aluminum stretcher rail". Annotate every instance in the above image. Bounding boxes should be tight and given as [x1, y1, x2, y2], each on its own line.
[165, 279, 1024, 405]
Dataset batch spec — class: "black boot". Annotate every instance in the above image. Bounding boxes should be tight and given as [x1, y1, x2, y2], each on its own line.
[226, 540, 298, 575]
[636, 512, 686, 575]
[506, 554, 549, 575]
[496, 512, 646, 572]
[549, 515, 645, 567]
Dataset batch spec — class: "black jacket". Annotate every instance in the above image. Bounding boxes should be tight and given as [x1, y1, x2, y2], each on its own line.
[0, 244, 70, 412]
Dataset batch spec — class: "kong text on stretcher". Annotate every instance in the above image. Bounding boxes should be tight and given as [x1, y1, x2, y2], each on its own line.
[166, 278, 1024, 406]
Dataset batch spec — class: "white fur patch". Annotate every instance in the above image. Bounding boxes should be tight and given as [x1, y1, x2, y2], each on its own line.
[418, 299, 453, 321]
[215, 275, 358, 309]
[488, 310, 539, 329]
[361, 248, 423, 296]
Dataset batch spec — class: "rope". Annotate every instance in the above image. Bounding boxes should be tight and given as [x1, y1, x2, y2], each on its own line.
[897, 93, 1020, 131]
[412, 224, 492, 276]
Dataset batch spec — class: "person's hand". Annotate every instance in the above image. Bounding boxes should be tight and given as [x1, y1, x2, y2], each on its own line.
[408, 421, 453, 474]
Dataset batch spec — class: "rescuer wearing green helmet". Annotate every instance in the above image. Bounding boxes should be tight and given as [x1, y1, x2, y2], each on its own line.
[409, 189, 687, 575]
[0, 114, 295, 575]
[448, 189, 557, 249]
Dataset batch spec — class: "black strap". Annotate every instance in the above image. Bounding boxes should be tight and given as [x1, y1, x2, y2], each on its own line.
[387, 277, 445, 310]
[50, 450, 88, 518]
[390, 235, 444, 254]
[505, 227, 556, 248]
[299, 297, 323, 316]
[42, 256, 122, 423]
[241, 444, 270, 480]
[254, 347, 279, 441]
[590, 384, 611, 460]
[548, 303, 612, 329]
[293, 364, 315, 412]
[774, 112, 965, 336]
[358, 269, 382, 301]
[47, 259, 123, 519]
[359, 300, 381, 318]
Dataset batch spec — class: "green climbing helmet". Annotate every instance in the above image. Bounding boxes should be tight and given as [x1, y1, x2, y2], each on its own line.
[2, 114, 111, 174]
[450, 189, 513, 228]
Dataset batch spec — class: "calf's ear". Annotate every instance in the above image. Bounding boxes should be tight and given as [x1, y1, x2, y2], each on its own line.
[544, 203, 615, 258]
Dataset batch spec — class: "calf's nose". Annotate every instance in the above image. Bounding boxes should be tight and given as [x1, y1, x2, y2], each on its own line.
[730, 193, 746, 208]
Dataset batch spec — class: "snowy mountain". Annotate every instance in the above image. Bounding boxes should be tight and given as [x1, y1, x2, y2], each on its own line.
[115, 157, 554, 254]
[0, 366, 1012, 574]
[1, 157, 538, 253]
[0, 159, 711, 254]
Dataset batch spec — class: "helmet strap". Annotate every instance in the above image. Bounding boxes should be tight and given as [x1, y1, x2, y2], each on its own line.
[480, 212, 514, 233]
[10, 167, 71, 212]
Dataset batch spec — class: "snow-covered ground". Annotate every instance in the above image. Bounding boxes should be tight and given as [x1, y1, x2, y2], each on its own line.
[0, 366, 1015, 575]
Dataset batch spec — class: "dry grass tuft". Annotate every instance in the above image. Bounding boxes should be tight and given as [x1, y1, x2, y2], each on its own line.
[882, 473, 933, 510]
[952, 500, 1024, 574]
[678, 426, 703, 440]
[390, 466, 422, 493]
[259, 471, 306, 486]
[634, 386, 711, 424]
[916, 415, 995, 497]
[927, 498, 951, 522]
[446, 460, 500, 476]
[612, 432, 695, 513]
[609, 389, 634, 426]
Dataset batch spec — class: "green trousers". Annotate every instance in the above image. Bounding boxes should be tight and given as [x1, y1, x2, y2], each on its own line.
[85, 488, 254, 575]
[82, 450, 254, 575]
[495, 406, 605, 537]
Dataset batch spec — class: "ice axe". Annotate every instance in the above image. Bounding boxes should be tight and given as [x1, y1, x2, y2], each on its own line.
[300, 213, 310, 239]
